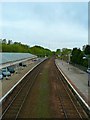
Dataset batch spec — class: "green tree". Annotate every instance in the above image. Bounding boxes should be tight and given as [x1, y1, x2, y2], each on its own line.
[2, 40, 53, 57]
[56, 49, 61, 55]
[84, 45, 90, 55]
[61, 48, 71, 61]
[71, 48, 85, 66]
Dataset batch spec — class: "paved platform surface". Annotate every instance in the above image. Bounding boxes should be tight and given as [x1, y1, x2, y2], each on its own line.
[0, 58, 43, 98]
[55, 59, 90, 104]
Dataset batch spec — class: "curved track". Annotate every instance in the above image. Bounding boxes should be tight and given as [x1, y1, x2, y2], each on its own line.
[1, 57, 89, 119]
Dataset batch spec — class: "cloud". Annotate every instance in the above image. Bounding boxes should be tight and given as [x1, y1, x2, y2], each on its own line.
[2, 18, 87, 50]
[1, 2, 88, 50]
[0, 0, 89, 2]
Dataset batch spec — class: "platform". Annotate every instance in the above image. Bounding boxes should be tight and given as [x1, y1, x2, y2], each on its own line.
[55, 59, 90, 105]
[0, 59, 43, 98]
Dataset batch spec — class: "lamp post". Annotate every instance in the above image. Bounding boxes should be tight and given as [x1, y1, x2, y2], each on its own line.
[68, 53, 72, 64]
[83, 56, 90, 87]
[88, 58, 90, 87]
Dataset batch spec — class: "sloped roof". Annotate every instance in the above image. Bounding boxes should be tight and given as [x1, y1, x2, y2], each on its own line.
[0, 52, 36, 65]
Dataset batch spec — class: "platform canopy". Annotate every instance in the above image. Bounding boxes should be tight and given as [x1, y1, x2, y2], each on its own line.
[0, 52, 37, 66]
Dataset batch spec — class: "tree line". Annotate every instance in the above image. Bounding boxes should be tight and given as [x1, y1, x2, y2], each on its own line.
[71, 45, 90, 68]
[57, 45, 90, 68]
[1, 38, 90, 68]
[0, 39, 53, 57]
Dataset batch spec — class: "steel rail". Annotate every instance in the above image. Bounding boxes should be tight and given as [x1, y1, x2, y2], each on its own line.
[0, 58, 46, 103]
[56, 83, 68, 119]
[15, 69, 41, 119]
[55, 62, 86, 119]
[1, 66, 40, 119]
[51, 63, 68, 119]
[2, 62, 43, 119]
[55, 60, 90, 117]
[0, 58, 47, 119]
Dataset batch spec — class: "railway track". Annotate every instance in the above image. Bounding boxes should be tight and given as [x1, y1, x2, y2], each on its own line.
[1, 59, 47, 119]
[1, 57, 89, 119]
[53, 61, 88, 119]
[49, 58, 89, 119]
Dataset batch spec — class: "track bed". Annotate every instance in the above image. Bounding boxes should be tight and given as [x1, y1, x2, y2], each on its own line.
[2, 57, 88, 119]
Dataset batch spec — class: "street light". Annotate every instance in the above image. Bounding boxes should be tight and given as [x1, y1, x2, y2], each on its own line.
[83, 56, 90, 87]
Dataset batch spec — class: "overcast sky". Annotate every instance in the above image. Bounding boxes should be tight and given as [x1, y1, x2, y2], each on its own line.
[0, 2, 88, 50]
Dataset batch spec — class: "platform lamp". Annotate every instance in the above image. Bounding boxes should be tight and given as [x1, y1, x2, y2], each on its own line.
[83, 56, 90, 87]
[88, 57, 90, 87]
